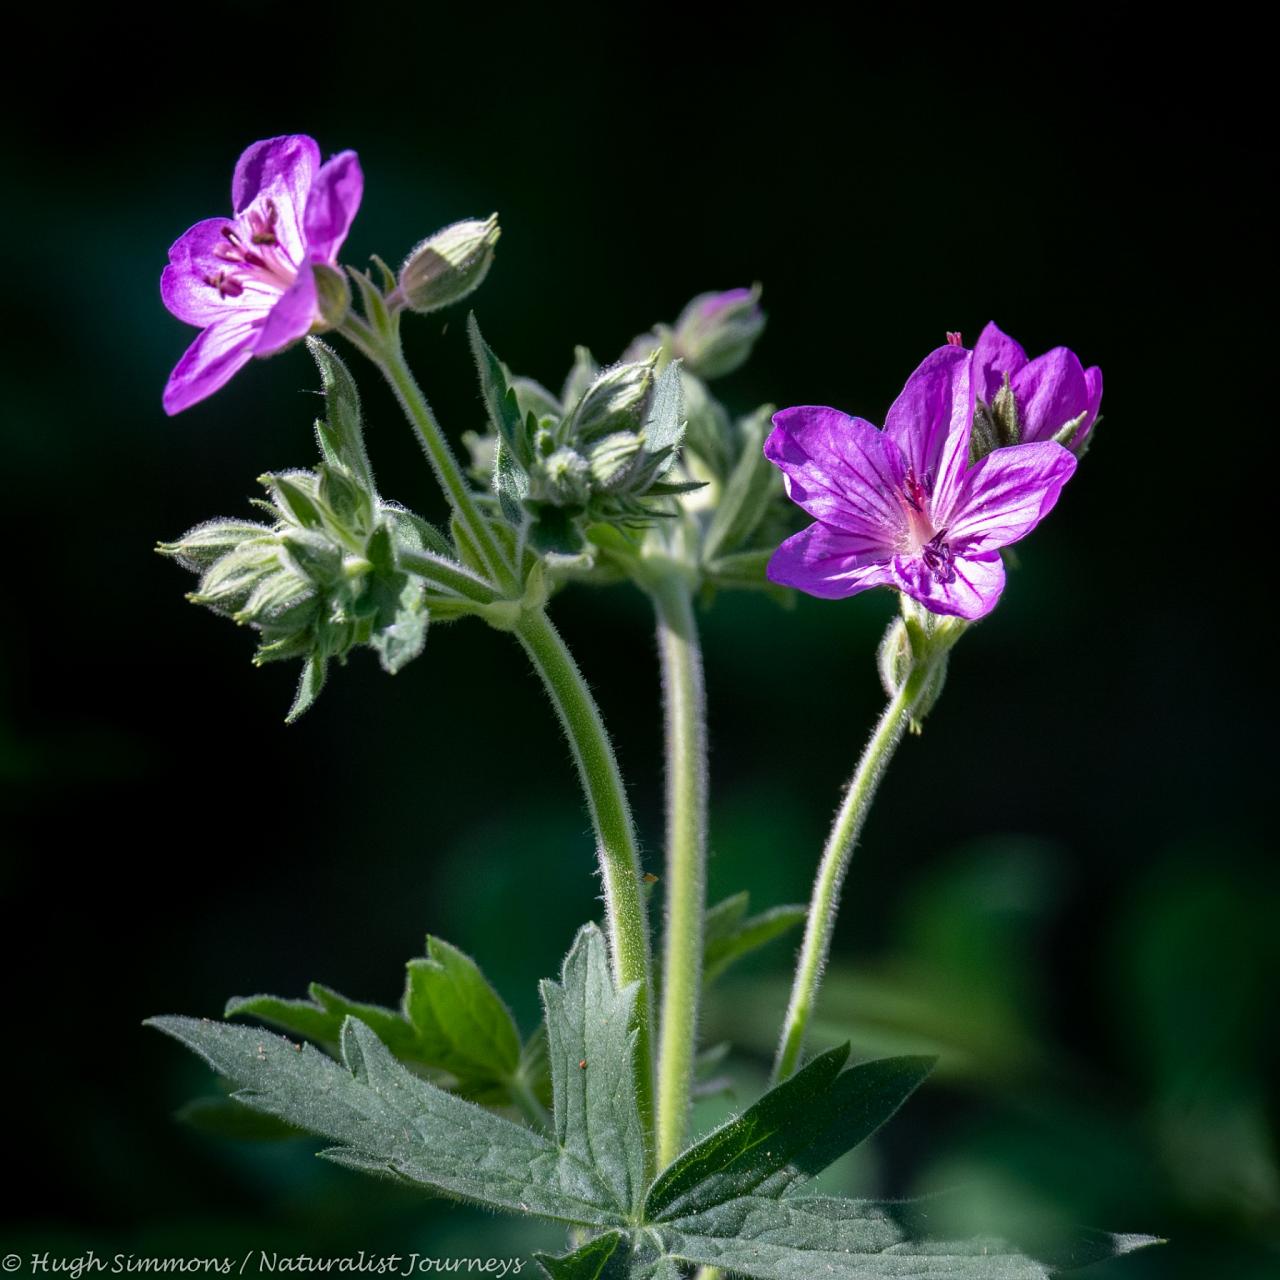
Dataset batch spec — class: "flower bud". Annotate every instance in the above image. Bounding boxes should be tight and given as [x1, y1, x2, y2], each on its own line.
[567, 355, 658, 442]
[397, 215, 500, 314]
[673, 285, 765, 380]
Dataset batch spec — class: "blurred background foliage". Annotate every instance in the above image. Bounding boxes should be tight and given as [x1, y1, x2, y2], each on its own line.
[2, 4, 1272, 1278]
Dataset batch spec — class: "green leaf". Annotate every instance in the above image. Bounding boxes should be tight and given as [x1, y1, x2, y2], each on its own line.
[224, 994, 343, 1043]
[370, 580, 429, 675]
[308, 985, 421, 1058]
[468, 314, 530, 467]
[661, 1195, 1053, 1279]
[146, 1015, 622, 1227]
[308, 340, 375, 494]
[265, 472, 327, 532]
[646, 1046, 933, 1220]
[534, 1232, 626, 1280]
[541, 923, 646, 1218]
[175, 1094, 305, 1141]
[495, 436, 530, 526]
[641, 362, 685, 474]
[704, 895, 807, 986]
[405, 936, 522, 1086]
[286, 654, 328, 723]
[702, 404, 778, 562]
[382, 505, 455, 559]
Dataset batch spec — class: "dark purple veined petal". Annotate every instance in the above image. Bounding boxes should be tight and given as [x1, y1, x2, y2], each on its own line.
[767, 522, 897, 599]
[304, 150, 364, 263]
[162, 315, 260, 416]
[254, 267, 319, 355]
[891, 550, 1006, 619]
[944, 441, 1077, 554]
[1011, 346, 1091, 443]
[971, 321, 1029, 406]
[883, 345, 972, 511]
[764, 406, 909, 540]
[161, 218, 264, 327]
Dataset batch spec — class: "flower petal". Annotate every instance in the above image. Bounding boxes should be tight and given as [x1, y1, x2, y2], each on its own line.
[232, 134, 319, 214]
[254, 267, 318, 355]
[767, 523, 897, 600]
[945, 441, 1077, 554]
[304, 150, 363, 262]
[163, 316, 259, 415]
[883, 345, 972, 510]
[1078, 365, 1104, 445]
[764, 406, 908, 540]
[971, 321, 1028, 406]
[161, 217, 258, 326]
[1011, 346, 1090, 443]
[891, 550, 1006, 620]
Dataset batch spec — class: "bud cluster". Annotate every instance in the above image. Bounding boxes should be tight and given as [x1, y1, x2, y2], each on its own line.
[159, 341, 440, 720]
[466, 318, 701, 556]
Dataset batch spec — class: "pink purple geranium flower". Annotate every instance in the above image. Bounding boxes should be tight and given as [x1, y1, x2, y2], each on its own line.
[764, 345, 1077, 619]
[161, 135, 363, 415]
[972, 321, 1103, 450]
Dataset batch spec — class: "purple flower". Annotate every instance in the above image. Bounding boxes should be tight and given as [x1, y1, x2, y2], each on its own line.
[764, 345, 1077, 620]
[971, 321, 1103, 450]
[161, 135, 363, 415]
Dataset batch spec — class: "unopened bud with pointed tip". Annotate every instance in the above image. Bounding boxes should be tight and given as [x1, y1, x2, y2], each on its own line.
[397, 215, 500, 314]
[673, 285, 765, 379]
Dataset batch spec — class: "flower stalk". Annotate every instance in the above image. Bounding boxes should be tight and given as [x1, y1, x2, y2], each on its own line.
[648, 567, 709, 1169]
[772, 612, 960, 1083]
[341, 314, 518, 595]
[512, 606, 657, 1172]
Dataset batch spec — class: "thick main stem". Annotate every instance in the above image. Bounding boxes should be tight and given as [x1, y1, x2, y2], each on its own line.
[772, 667, 928, 1083]
[650, 573, 708, 1169]
[514, 607, 656, 1172]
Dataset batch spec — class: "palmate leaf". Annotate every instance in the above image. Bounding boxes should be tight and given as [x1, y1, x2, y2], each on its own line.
[157, 921, 1158, 1280]
[146, 1015, 620, 1228]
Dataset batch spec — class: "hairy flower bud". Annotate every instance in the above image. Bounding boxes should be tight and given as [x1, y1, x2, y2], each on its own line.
[672, 285, 765, 380]
[566, 355, 659, 442]
[397, 215, 500, 314]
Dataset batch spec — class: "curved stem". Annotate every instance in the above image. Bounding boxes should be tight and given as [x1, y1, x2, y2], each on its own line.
[345, 319, 517, 595]
[513, 606, 656, 1173]
[772, 664, 930, 1083]
[650, 573, 708, 1169]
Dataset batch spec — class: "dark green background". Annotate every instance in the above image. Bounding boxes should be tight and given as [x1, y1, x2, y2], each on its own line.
[4, 5, 1273, 1278]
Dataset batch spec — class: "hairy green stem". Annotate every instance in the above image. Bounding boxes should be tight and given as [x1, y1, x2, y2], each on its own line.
[650, 572, 708, 1169]
[772, 665, 930, 1083]
[396, 547, 500, 603]
[514, 606, 656, 1172]
[342, 317, 516, 594]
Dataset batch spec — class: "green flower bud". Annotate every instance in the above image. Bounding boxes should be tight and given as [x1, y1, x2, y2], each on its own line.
[673, 285, 765, 380]
[566, 355, 658, 442]
[397, 215, 500, 314]
[538, 447, 592, 506]
[587, 431, 644, 493]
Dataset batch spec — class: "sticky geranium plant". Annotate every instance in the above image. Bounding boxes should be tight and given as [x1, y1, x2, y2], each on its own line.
[148, 135, 1158, 1278]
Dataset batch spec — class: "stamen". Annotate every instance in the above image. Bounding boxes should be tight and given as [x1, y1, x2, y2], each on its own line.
[921, 530, 956, 584]
[946, 331, 963, 346]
